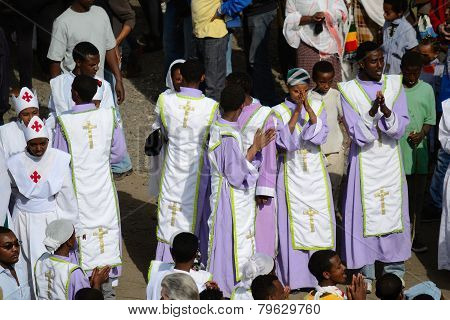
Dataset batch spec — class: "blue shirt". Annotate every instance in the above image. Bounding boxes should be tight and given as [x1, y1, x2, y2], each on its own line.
[383, 17, 418, 75]
[0, 263, 31, 300]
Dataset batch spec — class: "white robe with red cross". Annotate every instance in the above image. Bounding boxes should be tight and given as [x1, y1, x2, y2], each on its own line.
[7, 147, 78, 298]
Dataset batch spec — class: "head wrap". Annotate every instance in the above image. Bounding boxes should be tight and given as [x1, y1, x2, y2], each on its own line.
[166, 59, 185, 92]
[286, 68, 310, 86]
[43, 219, 74, 253]
[241, 253, 275, 288]
[24, 116, 49, 142]
[11, 87, 39, 115]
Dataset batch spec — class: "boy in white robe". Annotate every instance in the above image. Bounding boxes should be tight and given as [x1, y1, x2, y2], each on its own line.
[154, 59, 218, 263]
[147, 232, 213, 300]
[7, 116, 77, 298]
[52, 75, 126, 299]
[48, 41, 114, 116]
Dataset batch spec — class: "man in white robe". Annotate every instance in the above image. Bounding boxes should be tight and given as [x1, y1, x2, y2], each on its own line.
[7, 116, 77, 298]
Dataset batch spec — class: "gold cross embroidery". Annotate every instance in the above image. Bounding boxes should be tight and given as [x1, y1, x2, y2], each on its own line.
[304, 208, 319, 232]
[168, 202, 181, 227]
[246, 229, 256, 254]
[180, 101, 194, 128]
[375, 188, 389, 215]
[83, 121, 97, 149]
[93, 227, 108, 254]
[299, 148, 309, 172]
[44, 270, 54, 299]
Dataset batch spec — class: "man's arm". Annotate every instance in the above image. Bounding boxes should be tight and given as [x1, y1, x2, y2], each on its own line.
[105, 49, 125, 104]
[47, 17, 68, 78]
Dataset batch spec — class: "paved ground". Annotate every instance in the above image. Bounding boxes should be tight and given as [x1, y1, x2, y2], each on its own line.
[5, 1, 449, 300]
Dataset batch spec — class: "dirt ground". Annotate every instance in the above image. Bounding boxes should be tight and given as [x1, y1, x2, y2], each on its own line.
[4, 1, 449, 300]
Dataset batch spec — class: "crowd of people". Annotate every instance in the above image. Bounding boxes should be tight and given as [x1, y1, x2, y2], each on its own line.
[0, 0, 449, 301]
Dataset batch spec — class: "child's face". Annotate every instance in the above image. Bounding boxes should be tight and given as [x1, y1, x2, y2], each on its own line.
[326, 255, 347, 285]
[313, 71, 334, 95]
[418, 44, 438, 65]
[383, 3, 402, 22]
[402, 65, 421, 88]
[172, 68, 182, 92]
[77, 54, 100, 77]
[288, 83, 309, 104]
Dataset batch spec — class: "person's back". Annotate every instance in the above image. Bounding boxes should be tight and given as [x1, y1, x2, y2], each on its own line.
[155, 60, 218, 263]
[47, 4, 116, 78]
[54, 75, 122, 295]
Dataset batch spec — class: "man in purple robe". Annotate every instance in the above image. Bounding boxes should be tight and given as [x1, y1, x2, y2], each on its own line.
[338, 41, 411, 293]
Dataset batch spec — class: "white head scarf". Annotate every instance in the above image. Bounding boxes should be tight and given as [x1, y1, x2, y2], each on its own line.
[165, 59, 185, 93]
[11, 87, 39, 115]
[43, 219, 74, 253]
[241, 253, 275, 288]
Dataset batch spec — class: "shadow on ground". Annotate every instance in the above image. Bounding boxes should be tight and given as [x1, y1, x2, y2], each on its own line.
[118, 190, 157, 281]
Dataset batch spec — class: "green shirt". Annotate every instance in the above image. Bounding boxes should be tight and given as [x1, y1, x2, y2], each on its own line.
[400, 80, 436, 174]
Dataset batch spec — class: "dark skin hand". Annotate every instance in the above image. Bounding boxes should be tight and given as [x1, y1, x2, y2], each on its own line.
[369, 91, 391, 118]
[346, 274, 367, 300]
[300, 11, 325, 25]
[256, 195, 272, 206]
[409, 124, 431, 146]
[90, 266, 111, 289]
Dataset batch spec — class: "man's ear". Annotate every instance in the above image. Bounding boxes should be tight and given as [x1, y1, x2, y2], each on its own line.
[323, 271, 331, 280]
[200, 74, 206, 83]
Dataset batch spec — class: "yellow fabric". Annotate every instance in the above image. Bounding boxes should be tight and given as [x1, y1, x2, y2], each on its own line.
[304, 291, 344, 300]
[191, 0, 228, 38]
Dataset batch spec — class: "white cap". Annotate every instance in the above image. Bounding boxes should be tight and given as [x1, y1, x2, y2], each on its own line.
[24, 116, 49, 142]
[11, 87, 39, 114]
[43, 219, 74, 253]
[93, 79, 105, 101]
[241, 253, 275, 287]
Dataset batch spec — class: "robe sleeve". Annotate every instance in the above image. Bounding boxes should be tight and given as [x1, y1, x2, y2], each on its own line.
[301, 109, 329, 145]
[378, 88, 410, 140]
[56, 166, 80, 232]
[214, 136, 260, 190]
[256, 115, 276, 197]
[0, 151, 11, 226]
[283, 0, 303, 49]
[52, 122, 69, 153]
[275, 117, 300, 151]
[341, 94, 378, 147]
[439, 100, 450, 153]
[102, 82, 116, 109]
[110, 124, 126, 164]
[68, 268, 91, 300]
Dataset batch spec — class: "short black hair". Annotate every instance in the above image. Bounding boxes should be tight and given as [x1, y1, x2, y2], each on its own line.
[226, 72, 253, 95]
[419, 38, 441, 53]
[180, 59, 205, 84]
[72, 75, 98, 102]
[171, 232, 198, 263]
[308, 250, 338, 282]
[199, 288, 224, 300]
[251, 274, 278, 300]
[220, 84, 245, 113]
[171, 62, 184, 77]
[412, 294, 435, 300]
[384, 0, 407, 14]
[75, 288, 104, 300]
[375, 273, 403, 300]
[356, 41, 381, 62]
[72, 42, 100, 62]
[401, 51, 424, 69]
[0, 226, 12, 234]
[312, 61, 335, 79]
